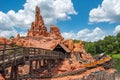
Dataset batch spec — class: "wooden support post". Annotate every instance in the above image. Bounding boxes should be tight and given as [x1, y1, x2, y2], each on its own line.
[1, 44, 6, 79]
[14, 65, 19, 80]
[29, 61, 33, 75]
[13, 48, 16, 65]
[47, 60, 51, 74]
[39, 60, 41, 68]
[35, 60, 38, 69]
[10, 64, 19, 80]
[35, 60, 38, 73]
[10, 64, 14, 80]
[43, 59, 45, 66]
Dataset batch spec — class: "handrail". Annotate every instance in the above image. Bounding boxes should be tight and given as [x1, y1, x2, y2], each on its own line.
[0, 44, 65, 64]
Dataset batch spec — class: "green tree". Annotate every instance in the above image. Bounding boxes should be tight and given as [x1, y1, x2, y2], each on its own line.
[116, 32, 120, 53]
[83, 42, 96, 55]
[9, 36, 14, 39]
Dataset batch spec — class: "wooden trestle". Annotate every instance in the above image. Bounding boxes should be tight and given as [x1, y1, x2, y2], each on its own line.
[0, 44, 65, 80]
[0, 44, 113, 80]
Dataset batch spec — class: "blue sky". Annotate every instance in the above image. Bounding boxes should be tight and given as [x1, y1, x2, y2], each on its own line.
[0, 0, 120, 41]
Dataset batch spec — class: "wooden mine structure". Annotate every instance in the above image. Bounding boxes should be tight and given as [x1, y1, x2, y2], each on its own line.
[0, 44, 112, 80]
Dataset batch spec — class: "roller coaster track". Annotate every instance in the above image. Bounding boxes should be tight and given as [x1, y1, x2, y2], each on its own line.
[84, 56, 112, 68]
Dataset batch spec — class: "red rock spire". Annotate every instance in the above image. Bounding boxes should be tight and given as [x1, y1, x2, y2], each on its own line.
[27, 6, 48, 37]
[35, 6, 41, 23]
[27, 6, 63, 40]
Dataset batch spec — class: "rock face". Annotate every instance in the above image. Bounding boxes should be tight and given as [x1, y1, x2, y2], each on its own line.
[62, 39, 74, 51]
[0, 37, 7, 44]
[50, 25, 64, 40]
[27, 6, 48, 37]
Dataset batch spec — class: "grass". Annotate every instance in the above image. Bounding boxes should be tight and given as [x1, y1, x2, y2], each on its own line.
[110, 54, 120, 72]
[111, 54, 120, 59]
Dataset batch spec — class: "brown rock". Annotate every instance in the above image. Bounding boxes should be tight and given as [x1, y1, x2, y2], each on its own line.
[50, 25, 64, 40]
[27, 6, 48, 37]
[16, 33, 20, 39]
[62, 39, 74, 51]
[73, 41, 84, 53]
[0, 37, 7, 44]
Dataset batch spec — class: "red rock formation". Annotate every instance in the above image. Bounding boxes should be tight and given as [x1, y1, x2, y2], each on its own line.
[0, 37, 7, 44]
[62, 39, 74, 51]
[27, 6, 48, 37]
[50, 25, 64, 40]
[16, 33, 20, 39]
[0, 74, 4, 80]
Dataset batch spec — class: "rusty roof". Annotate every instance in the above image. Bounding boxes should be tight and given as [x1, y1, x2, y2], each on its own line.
[53, 43, 71, 53]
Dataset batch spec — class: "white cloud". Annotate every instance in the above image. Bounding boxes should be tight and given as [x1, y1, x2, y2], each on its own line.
[113, 25, 120, 34]
[0, 0, 76, 37]
[19, 32, 27, 37]
[89, 0, 120, 23]
[0, 0, 76, 30]
[0, 30, 17, 38]
[62, 27, 105, 42]
[62, 31, 75, 39]
[0, 12, 14, 31]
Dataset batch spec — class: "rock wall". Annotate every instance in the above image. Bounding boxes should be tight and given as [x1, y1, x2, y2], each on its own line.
[50, 25, 64, 40]
[0, 37, 7, 44]
[81, 70, 116, 80]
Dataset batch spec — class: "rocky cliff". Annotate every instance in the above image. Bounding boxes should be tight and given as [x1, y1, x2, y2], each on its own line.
[27, 6, 48, 37]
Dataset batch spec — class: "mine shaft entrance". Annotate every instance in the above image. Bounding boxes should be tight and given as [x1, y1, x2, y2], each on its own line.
[53, 44, 71, 58]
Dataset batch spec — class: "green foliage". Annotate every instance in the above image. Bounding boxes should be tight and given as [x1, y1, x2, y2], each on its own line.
[112, 54, 120, 59]
[111, 54, 120, 72]
[9, 36, 14, 39]
[83, 42, 96, 55]
[83, 32, 120, 55]
[74, 40, 79, 43]
[113, 58, 120, 72]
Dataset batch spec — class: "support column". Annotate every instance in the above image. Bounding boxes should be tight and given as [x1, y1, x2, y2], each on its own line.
[43, 59, 46, 67]
[10, 64, 19, 80]
[35, 60, 39, 73]
[39, 60, 41, 68]
[14, 65, 19, 80]
[29, 61, 33, 75]
[47, 60, 51, 74]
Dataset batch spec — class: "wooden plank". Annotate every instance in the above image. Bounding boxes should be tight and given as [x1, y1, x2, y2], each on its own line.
[0, 55, 23, 64]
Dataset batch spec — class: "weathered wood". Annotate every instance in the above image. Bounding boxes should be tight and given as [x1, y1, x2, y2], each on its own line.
[29, 61, 33, 75]
[10, 62, 19, 80]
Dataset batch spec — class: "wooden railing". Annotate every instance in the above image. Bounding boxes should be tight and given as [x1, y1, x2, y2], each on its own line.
[0, 44, 24, 71]
[23, 47, 65, 60]
[0, 44, 65, 69]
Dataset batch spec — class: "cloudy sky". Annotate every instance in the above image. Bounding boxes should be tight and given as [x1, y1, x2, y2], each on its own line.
[0, 0, 120, 41]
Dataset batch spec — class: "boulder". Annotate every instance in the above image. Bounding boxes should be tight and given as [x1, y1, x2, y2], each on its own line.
[0, 37, 7, 44]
